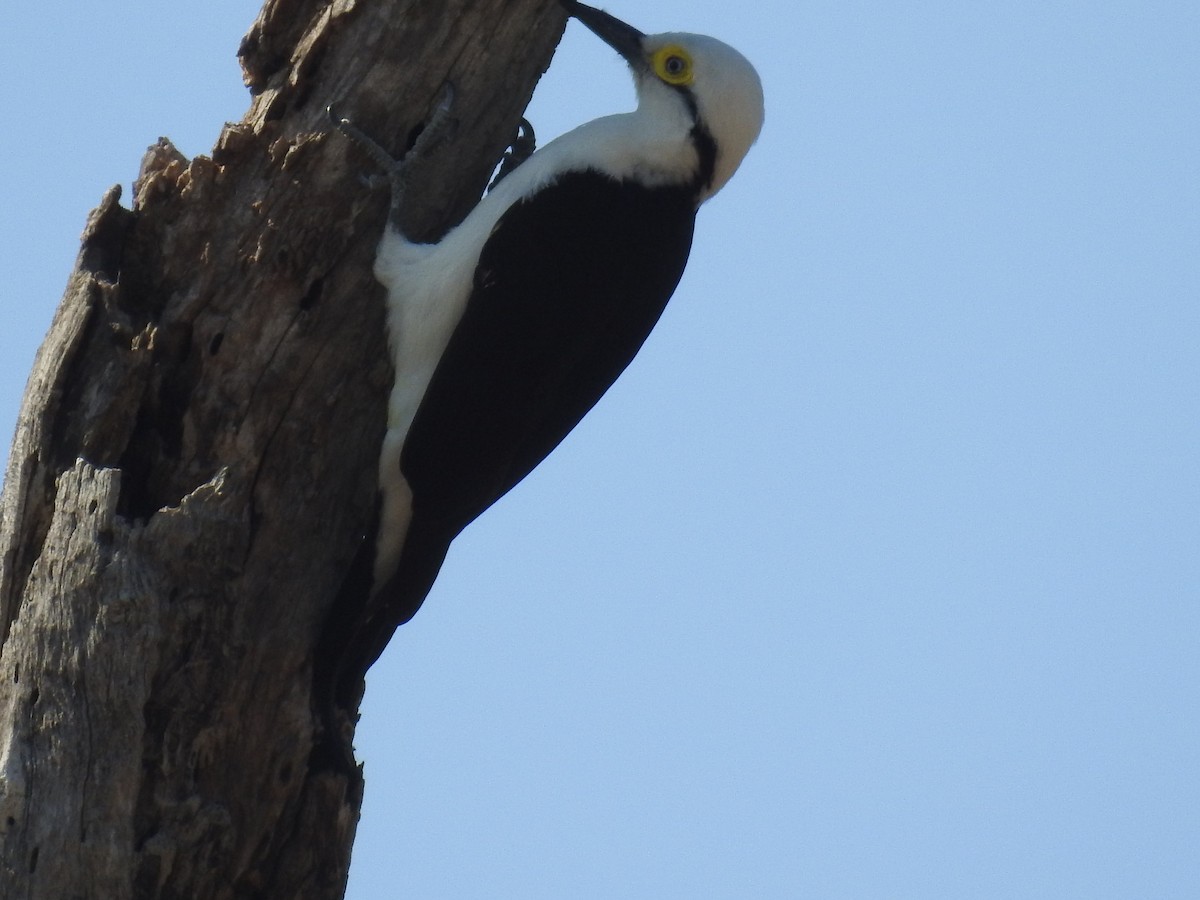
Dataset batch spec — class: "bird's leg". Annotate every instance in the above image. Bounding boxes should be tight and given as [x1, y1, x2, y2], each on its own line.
[328, 81, 456, 226]
[488, 117, 537, 190]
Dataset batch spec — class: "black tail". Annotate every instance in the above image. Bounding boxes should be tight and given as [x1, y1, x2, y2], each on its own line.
[311, 507, 454, 773]
[335, 520, 452, 701]
[310, 496, 381, 772]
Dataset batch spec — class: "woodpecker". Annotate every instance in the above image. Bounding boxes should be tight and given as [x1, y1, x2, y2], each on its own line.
[327, 0, 764, 699]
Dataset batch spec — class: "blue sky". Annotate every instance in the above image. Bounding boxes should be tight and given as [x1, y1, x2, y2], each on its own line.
[3, 1, 1198, 897]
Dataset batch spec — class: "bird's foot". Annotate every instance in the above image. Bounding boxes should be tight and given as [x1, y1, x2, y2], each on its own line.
[328, 82, 457, 223]
[488, 117, 537, 190]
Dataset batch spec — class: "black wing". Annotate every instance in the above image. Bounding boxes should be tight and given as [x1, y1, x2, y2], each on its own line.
[342, 171, 697, 676]
[401, 170, 697, 542]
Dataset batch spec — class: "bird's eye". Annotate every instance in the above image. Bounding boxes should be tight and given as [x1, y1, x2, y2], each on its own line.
[652, 45, 694, 86]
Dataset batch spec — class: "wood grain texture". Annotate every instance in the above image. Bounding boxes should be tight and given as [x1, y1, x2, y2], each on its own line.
[0, 1, 567, 896]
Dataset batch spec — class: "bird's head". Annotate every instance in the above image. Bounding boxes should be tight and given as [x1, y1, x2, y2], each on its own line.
[560, 0, 764, 201]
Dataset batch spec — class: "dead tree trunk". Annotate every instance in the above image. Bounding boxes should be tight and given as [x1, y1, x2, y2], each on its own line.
[0, 1, 565, 896]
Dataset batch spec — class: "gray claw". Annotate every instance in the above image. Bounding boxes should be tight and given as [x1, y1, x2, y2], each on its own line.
[329, 84, 458, 225]
[407, 81, 457, 160]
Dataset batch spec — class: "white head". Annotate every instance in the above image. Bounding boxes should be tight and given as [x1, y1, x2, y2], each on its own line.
[562, 1, 765, 203]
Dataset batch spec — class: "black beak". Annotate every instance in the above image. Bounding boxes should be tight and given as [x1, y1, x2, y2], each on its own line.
[559, 0, 646, 69]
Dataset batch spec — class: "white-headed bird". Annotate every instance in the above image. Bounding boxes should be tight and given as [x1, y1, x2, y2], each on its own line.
[326, 0, 764, 703]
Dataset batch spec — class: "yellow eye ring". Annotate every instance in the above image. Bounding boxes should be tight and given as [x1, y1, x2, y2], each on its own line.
[652, 45, 694, 86]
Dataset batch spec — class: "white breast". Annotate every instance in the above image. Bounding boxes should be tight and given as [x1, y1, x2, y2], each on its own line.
[367, 103, 706, 589]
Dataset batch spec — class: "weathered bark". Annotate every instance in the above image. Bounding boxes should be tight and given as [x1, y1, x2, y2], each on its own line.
[0, 1, 566, 896]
